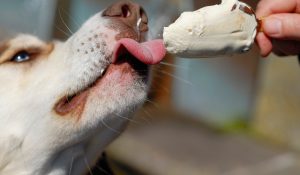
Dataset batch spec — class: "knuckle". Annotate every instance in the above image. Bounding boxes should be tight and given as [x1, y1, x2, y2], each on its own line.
[256, 0, 268, 16]
[256, 0, 274, 18]
[283, 15, 300, 38]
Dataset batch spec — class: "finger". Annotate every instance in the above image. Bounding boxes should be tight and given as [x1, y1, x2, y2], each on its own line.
[256, 32, 273, 57]
[262, 14, 300, 40]
[272, 39, 300, 56]
[256, 0, 300, 19]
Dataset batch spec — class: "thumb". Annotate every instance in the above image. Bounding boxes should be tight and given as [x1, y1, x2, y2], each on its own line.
[262, 13, 300, 40]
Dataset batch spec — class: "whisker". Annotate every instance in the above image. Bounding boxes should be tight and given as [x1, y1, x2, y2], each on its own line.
[114, 113, 141, 125]
[151, 71, 173, 81]
[121, 107, 152, 125]
[68, 156, 74, 175]
[145, 99, 161, 109]
[84, 157, 93, 175]
[61, 7, 81, 28]
[149, 83, 170, 94]
[160, 61, 189, 70]
[139, 108, 154, 125]
[101, 120, 121, 134]
[158, 70, 193, 85]
[58, 8, 74, 35]
[55, 25, 71, 37]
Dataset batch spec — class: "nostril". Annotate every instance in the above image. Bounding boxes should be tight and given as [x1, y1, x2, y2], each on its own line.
[102, 1, 149, 32]
[140, 8, 148, 24]
[139, 9, 143, 19]
[121, 5, 131, 18]
[102, 2, 132, 18]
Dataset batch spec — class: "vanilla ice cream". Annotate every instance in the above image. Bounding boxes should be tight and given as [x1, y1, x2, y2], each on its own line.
[163, 0, 258, 58]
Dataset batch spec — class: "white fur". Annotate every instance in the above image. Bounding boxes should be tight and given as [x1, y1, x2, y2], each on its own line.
[0, 11, 148, 175]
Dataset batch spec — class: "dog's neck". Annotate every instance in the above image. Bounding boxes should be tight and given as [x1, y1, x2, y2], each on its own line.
[0, 113, 127, 175]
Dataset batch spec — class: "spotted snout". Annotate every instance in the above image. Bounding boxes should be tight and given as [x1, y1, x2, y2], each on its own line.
[102, 0, 149, 42]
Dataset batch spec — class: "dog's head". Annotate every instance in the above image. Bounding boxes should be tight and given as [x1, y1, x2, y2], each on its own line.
[0, 1, 165, 174]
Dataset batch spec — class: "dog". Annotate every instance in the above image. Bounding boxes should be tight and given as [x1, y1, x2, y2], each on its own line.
[0, 1, 165, 174]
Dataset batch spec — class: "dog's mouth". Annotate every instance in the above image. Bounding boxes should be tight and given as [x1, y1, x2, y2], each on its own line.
[54, 38, 166, 116]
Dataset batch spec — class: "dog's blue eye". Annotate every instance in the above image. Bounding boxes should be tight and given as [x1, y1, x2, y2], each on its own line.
[12, 51, 30, 63]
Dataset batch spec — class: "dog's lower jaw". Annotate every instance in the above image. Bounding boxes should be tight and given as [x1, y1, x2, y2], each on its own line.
[66, 117, 129, 175]
[48, 116, 129, 175]
[0, 113, 132, 175]
[49, 103, 140, 175]
[47, 96, 145, 175]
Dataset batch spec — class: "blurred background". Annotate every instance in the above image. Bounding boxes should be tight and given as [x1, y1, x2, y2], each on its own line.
[1, 0, 300, 174]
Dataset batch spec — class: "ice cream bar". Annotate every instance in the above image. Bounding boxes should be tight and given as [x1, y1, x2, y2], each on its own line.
[163, 0, 258, 58]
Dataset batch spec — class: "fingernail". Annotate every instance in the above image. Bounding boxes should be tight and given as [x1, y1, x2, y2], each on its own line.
[263, 18, 282, 35]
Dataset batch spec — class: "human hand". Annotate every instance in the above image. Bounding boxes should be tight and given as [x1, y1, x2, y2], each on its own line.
[256, 0, 300, 57]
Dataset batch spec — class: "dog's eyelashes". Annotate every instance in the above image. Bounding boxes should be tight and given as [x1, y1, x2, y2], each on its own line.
[11, 51, 30, 63]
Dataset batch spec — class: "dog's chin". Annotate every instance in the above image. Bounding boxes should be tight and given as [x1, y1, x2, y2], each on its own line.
[54, 53, 148, 119]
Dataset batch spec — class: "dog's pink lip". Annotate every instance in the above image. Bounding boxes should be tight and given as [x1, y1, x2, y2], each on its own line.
[54, 91, 88, 117]
[112, 38, 166, 65]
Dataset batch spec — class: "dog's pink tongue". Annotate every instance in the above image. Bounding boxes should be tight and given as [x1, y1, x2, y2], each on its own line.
[113, 38, 166, 65]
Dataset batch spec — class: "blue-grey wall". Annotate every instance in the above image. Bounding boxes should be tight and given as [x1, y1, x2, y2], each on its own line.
[0, 0, 57, 40]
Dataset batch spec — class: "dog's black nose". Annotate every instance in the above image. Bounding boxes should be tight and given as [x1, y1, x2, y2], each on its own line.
[102, 0, 148, 32]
